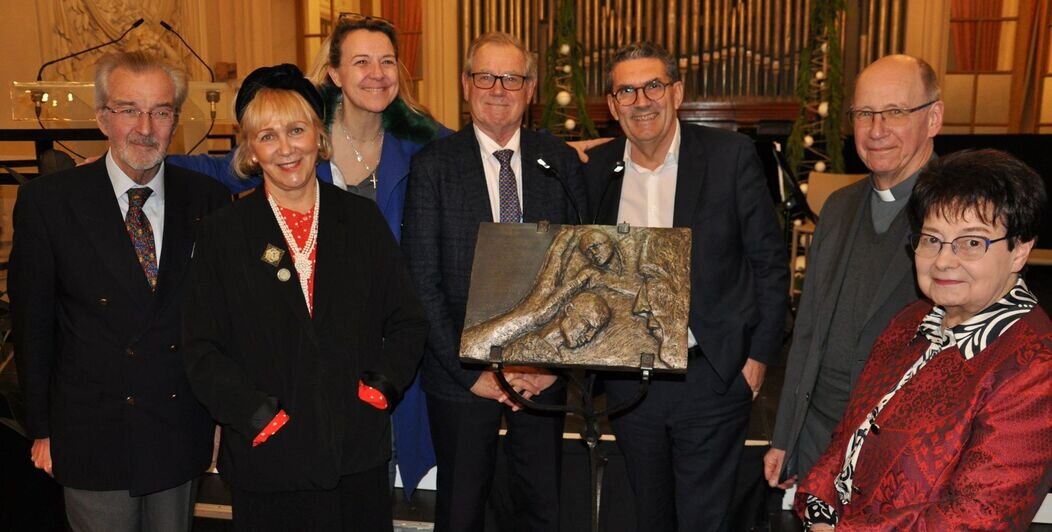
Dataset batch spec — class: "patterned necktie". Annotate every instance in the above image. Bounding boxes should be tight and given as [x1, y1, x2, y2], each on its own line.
[125, 187, 158, 290]
[493, 149, 521, 223]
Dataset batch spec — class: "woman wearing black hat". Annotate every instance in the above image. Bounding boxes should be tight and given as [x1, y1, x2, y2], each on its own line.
[181, 64, 428, 531]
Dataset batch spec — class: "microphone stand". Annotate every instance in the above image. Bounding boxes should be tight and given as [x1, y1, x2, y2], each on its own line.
[536, 158, 583, 225]
[488, 346, 654, 532]
[161, 20, 219, 154]
[592, 161, 626, 225]
[33, 17, 145, 160]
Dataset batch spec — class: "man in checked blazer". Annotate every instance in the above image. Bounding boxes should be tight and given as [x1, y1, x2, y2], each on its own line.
[10, 52, 229, 531]
[402, 32, 587, 532]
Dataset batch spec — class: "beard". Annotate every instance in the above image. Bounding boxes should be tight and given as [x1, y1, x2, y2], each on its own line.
[113, 132, 166, 172]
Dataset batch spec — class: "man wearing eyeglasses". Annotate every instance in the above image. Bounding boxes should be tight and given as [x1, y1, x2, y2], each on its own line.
[402, 32, 586, 532]
[10, 51, 229, 531]
[582, 42, 788, 531]
[764, 54, 944, 498]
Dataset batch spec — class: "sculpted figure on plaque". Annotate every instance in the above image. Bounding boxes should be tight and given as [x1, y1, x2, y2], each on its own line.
[460, 225, 690, 371]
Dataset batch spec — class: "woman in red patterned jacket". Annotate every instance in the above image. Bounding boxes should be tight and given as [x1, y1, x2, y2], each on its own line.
[796, 149, 1052, 531]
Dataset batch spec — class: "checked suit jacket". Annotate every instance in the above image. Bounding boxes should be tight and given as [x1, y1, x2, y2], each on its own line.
[401, 125, 587, 400]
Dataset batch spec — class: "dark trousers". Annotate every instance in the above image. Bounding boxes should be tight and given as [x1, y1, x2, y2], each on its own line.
[63, 479, 196, 532]
[229, 463, 391, 532]
[607, 358, 752, 532]
[426, 386, 566, 532]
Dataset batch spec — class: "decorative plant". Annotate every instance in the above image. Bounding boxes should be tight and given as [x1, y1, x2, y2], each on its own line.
[539, 0, 597, 139]
[786, 0, 846, 178]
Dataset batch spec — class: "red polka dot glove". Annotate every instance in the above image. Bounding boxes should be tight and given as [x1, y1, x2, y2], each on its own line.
[252, 409, 289, 447]
[358, 380, 389, 410]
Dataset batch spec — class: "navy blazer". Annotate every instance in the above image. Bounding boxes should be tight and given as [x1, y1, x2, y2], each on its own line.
[402, 126, 588, 401]
[10, 158, 230, 495]
[583, 123, 788, 388]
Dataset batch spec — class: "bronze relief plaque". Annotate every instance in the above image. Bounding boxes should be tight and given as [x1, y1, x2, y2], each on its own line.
[459, 223, 692, 372]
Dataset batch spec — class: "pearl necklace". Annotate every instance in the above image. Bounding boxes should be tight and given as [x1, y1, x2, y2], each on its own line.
[267, 185, 320, 314]
[338, 115, 384, 188]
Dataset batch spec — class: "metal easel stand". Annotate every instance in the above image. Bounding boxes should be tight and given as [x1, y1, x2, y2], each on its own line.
[488, 347, 655, 532]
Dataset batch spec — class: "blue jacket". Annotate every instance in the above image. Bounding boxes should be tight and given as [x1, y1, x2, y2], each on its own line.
[167, 123, 450, 497]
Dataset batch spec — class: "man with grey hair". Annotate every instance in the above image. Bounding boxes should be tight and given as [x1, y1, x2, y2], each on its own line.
[583, 41, 788, 531]
[403, 31, 587, 531]
[764, 54, 942, 492]
[11, 51, 229, 531]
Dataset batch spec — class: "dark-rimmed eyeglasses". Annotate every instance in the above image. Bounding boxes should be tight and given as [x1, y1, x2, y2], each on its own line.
[849, 100, 937, 126]
[909, 232, 1010, 261]
[102, 106, 177, 124]
[468, 72, 530, 91]
[611, 79, 674, 106]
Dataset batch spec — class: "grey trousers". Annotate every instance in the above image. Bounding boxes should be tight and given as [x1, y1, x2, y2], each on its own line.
[64, 479, 197, 532]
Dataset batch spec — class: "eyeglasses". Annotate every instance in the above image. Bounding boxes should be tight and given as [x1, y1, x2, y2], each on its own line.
[102, 106, 178, 124]
[849, 100, 937, 127]
[909, 233, 1010, 261]
[337, 12, 395, 28]
[468, 72, 530, 91]
[611, 79, 674, 106]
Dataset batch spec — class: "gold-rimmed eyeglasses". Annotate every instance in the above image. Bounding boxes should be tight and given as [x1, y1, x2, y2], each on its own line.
[101, 106, 178, 124]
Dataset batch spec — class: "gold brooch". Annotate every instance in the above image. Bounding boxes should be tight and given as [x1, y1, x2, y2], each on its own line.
[261, 244, 285, 267]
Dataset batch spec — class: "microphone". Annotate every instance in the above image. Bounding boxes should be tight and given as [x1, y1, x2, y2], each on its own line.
[160, 20, 220, 119]
[536, 158, 583, 225]
[592, 160, 626, 224]
[36, 18, 144, 81]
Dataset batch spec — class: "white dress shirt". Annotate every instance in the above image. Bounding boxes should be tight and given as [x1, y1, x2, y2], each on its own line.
[616, 123, 697, 347]
[106, 151, 165, 263]
[617, 122, 681, 228]
[474, 125, 524, 222]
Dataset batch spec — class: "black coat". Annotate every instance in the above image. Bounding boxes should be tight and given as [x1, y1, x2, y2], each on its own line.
[10, 157, 230, 495]
[583, 123, 788, 387]
[401, 126, 587, 401]
[182, 183, 427, 491]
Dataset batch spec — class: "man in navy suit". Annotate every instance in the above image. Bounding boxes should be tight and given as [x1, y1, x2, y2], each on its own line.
[402, 32, 586, 532]
[583, 42, 788, 531]
[11, 51, 229, 531]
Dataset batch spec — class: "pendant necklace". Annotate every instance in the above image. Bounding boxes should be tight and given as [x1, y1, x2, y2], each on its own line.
[267, 185, 320, 313]
[338, 114, 384, 189]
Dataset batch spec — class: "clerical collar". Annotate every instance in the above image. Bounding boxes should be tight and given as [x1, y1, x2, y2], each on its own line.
[872, 187, 895, 202]
[870, 172, 915, 203]
[869, 155, 934, 203]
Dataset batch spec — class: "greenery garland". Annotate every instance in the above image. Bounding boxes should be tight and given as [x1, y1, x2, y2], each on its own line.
[787, 0, 846, 178]
[539, 0, 598, 139]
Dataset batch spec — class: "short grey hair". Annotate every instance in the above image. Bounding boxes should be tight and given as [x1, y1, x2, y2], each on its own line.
[463, 32, 537, 80]
[604, 42, 679, 94]
[94, 51, 188, 110]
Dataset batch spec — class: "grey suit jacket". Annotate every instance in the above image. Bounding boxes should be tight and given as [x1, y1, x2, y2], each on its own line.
[770, 178, 923, 476]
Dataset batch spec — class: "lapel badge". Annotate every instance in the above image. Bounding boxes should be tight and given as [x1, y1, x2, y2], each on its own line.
[261, 244, 285, 267]
[277, 268, 292, 282]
